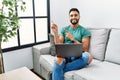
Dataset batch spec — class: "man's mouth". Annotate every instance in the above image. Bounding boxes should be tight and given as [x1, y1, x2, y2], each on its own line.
[72, 20, 77, 23]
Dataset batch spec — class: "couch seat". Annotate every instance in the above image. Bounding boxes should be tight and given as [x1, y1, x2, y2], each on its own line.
[40, 55, 104, 80]
[73, 61, 120, 80]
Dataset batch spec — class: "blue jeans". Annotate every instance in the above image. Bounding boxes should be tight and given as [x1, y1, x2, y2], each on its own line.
[52, 52, 90, 80]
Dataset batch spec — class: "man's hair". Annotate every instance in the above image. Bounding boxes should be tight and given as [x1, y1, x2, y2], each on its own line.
[69, 8, 80, 14]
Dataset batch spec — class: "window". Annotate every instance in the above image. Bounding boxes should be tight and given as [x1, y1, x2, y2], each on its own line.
[2, 0, 50, 52]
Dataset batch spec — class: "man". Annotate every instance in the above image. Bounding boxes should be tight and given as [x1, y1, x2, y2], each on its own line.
[51, 8, 93, 80]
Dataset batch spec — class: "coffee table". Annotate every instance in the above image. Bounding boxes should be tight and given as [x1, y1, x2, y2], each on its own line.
[0, 67, 43, 80]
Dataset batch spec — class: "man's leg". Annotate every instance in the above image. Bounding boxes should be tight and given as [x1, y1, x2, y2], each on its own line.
[64, 52, 90, 72]
[52, 58, 66, 80]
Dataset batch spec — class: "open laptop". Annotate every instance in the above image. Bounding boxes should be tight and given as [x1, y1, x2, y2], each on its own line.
[55, 44, 83, 58]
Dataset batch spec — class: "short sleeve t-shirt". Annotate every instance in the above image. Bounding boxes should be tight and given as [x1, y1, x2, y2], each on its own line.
[60, 25, 91, 44]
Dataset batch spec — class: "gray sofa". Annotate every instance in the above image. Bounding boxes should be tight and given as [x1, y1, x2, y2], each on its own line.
[32, 28, 120, 80]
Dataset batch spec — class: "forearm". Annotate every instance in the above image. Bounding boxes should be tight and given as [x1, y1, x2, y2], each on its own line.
[72, 39, 89, 52]
[54, 33, 60, 44]
[72, 39, 81, 44]
[83, 44, 89, 52]
[82, 37, 90, 52]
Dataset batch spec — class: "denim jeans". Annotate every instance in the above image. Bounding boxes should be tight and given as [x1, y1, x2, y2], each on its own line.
[52, 52, 90, 80]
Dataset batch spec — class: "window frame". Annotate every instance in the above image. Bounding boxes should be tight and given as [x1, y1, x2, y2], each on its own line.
[2, 0, 50, 52]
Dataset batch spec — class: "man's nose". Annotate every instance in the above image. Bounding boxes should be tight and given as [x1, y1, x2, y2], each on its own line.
[72, 16, 76, 18]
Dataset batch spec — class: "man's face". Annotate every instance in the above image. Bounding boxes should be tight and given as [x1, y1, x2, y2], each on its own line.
[69, 11, 80, 25]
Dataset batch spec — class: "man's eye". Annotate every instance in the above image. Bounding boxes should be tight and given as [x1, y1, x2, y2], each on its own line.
[75, 14, 78, 16]
[70, 15, 73, 17]
[70, 14, 78, 17]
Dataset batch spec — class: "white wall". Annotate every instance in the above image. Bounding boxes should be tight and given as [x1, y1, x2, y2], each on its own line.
[3, 43, 50, 72]
[50, 0, 71, 33]
[3, 48, 33, 72]
[50, 0, 120, 29]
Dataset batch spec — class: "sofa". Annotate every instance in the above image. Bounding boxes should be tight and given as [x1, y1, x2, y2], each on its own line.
[32, 28, 120, 80]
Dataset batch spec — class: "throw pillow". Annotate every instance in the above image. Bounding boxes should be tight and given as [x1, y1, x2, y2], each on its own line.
[49, 34, 56, 56]
[105, 28, 120, 64]
[88, 28, 110, 61]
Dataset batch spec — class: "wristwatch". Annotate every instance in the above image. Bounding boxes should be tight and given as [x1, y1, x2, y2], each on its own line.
[71, 39, 77, 43]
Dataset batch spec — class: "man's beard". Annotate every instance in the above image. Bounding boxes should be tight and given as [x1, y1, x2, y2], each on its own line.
[70, 19, 79, 25]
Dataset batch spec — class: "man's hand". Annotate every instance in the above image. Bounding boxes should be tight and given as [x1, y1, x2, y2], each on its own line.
[51, 21, 58, 35]
[66, 30, 81, 44]
[65, 30, 74, 41]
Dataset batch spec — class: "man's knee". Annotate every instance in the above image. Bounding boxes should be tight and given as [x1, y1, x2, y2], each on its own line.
[55, 57, 65, 65]
[82, 52, 93, 64]
[88, 53, 93, 64]
[53, 57, 66, 70]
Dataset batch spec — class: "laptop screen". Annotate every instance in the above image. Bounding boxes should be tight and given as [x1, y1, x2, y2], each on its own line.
[55, 44, 83, 57]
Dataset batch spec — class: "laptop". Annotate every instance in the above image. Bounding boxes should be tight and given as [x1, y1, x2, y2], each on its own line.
[55, 44, 83, 58]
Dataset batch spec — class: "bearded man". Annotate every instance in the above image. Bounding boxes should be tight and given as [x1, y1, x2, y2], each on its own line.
[51, 8, 93, 80]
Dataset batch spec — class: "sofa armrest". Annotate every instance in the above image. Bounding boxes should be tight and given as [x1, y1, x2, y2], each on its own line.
[40, 47, 51, 55]
[32, 43, 50, 75]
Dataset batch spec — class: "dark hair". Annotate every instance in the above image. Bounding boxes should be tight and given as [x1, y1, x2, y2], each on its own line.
[69, 8, 80, 14]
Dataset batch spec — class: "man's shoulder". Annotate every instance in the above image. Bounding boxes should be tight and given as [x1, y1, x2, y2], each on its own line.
[79, 25, 91, 35]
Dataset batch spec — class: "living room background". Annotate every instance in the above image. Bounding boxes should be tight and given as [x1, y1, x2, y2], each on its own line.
[3, 0, 120, 72]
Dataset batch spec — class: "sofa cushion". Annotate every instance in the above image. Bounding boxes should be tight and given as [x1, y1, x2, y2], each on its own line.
[88, 28, 110, 61]
[64, 59, 101, 80]
[105, 29, 120, 64]
[39, 55, 102, 80]
[49, 34, 56, 56]
[40, 55, 77, 80]
[39, 55, 54, 71]
[73, 61, 120, 80]
[64, 71, 75, 80]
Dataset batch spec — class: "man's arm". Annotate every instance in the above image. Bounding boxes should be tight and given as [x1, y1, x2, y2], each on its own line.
[53, 33, 59, 44]
[51, 22, 64, 44]
[65, 30, 90, 52]
[54, 35, 64, 44]
[70, 36, 90, 52]
[59, 36, 64, 43]
[82, 37, 90, 52]
[51, 21, 64, 44]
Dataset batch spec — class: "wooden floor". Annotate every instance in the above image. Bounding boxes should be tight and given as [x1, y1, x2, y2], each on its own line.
[31, 70, 45, 80]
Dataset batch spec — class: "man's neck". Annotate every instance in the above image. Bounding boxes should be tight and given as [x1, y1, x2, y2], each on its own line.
[70, 23, 79, 29]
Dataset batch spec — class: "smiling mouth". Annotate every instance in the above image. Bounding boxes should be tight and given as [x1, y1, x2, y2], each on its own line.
[72, 20, 77, 23]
